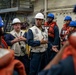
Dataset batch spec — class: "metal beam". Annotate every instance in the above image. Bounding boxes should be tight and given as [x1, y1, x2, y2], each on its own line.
[44, 0, 47, 21]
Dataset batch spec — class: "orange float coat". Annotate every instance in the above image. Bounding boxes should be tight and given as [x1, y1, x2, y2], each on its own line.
[45, 22, 57, 38]
[0, 49, 26, 75]
[62, 45, 76, 74]
[60, 24, 70, 45]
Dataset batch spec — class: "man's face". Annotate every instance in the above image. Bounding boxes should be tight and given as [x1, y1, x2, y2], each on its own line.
[65, 20, 71, 25]
[47, 17, 53, 23]
[69, 27, 76, 32]
[13, 23, 21, 32]
[35, 18, 43, 27]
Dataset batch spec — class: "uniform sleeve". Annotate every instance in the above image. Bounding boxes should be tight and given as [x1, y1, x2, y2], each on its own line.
[38, 64, 62, 75]
[52, 26, 60, 46]
[23, 32, 27, 38]
[23, 32, 27, 43]
[38, 56, 74, 75]
[38, 70, 49, 75]
[4, 33, 13, 46]
[27, 29, 40, 47]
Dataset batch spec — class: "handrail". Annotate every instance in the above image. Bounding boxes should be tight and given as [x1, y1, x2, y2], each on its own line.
[0, 0, 33, 9]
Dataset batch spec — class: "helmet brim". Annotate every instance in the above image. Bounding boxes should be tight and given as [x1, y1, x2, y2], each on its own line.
[12, 22, 21, 25]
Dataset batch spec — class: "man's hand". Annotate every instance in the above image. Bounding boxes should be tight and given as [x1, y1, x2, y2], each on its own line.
[11, 37, 26, 44]
[52, 46, 59, 52]
[18, 36, 26, 41]
[11, 38, 19, 44]
[40, 38, 48, 44]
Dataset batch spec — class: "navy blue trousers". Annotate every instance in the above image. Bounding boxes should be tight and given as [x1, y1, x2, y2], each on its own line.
[29, 52, 47, 75]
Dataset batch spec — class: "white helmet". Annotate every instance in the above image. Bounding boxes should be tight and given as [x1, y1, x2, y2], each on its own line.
[35, 13, 44, 19]
[12, 18, 21, 25]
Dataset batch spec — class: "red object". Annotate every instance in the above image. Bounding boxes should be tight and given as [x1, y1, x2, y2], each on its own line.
[62, 24, 69, 30]
[68, 32, 76, 49]
[60, 24, 70, 37]
[62, 45, 76, 73]
[62, 32, 76, 74]
[60, 24, 70, 45]
[0, 50, 26, 75]
[45, 22, 57, 38]
[0, 38, 8, 48]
